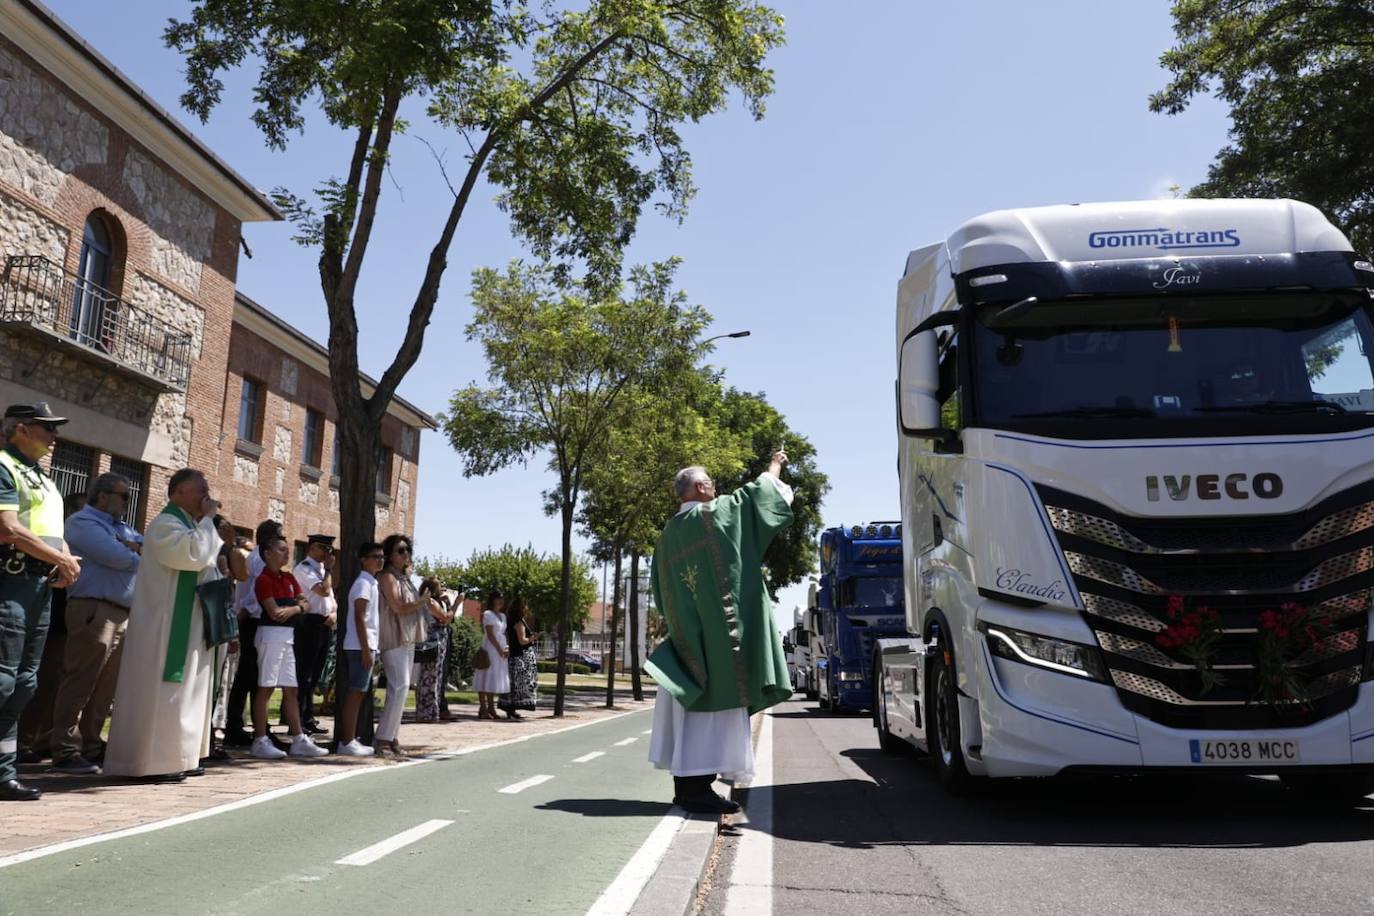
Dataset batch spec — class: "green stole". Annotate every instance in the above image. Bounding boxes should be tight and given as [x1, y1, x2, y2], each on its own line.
[160, 503, 199, 683]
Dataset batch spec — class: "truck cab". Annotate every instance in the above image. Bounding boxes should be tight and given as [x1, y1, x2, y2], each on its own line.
[814, 524, 906, 712]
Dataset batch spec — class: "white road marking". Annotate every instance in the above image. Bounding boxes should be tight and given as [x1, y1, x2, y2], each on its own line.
[613, 737, 639, 747]
[585, 808, 692, 916]
[572, 751, 606, 763]
[0, 707, 651, 869]
[335, 819, 453, 866]
[724, 710, 775, 915]
[498, 774, 555, 794]
[641, 729, 653, 735]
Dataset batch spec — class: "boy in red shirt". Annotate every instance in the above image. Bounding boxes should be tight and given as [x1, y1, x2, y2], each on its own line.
[250, 535, 327, 759]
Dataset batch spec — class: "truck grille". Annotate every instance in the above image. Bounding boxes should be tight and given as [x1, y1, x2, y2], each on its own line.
[1038, 483, 1373, 730]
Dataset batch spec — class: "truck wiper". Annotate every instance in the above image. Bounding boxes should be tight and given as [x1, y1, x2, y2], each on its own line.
[1193, 400, 1351, 415]
[1011, 406, 1157, 419]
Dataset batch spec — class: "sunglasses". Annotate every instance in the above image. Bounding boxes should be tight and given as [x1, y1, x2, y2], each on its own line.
[394, 546, 413, 555]
[365, 553, 385, 560]
[25, 420, 60, 433]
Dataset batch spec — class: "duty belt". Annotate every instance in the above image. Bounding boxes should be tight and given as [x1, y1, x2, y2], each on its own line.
[0, 547, 54, 578]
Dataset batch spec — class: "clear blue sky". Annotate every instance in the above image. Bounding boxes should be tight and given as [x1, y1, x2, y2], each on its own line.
[46, 0, 1231, 625]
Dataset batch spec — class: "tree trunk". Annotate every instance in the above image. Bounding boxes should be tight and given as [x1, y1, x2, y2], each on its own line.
[553, 496, 575, 717]
[628, 549, 643, 702]
[604, 545, 623, 708]
[329, 404, 381, 747]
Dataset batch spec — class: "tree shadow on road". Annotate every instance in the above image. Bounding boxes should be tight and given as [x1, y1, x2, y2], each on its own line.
[746, 746, 1374, 850]
[535, 798, 675, 818]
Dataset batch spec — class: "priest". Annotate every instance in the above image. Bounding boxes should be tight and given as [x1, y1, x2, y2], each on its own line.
[646, 450, 794, 814]
[104, 469, 231, 781]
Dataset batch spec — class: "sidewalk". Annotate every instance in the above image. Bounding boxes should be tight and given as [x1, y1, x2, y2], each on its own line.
[4, 687, 656, 859]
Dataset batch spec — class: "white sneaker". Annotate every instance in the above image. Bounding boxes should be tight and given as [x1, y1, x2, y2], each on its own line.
[289, 734, 329, 758]
[250, 736, 286, 760]
[337, 739, 374, 757]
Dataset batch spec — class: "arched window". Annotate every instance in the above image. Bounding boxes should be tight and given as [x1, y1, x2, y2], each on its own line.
[70, 214, 115, 348]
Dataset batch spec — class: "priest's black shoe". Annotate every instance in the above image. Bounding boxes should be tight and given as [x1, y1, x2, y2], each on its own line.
[673, 775, 740, 815]
[0, 778, 42, 801]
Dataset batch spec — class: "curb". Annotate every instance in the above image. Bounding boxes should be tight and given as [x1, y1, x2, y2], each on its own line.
[625, 780, 730, 916]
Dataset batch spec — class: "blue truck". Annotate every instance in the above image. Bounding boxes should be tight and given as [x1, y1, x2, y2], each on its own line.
[813, 523, 906, 712]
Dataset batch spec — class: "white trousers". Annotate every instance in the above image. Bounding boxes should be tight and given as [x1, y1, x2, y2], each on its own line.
[377, 646, 414, 741]
[647, 690, 754, 781]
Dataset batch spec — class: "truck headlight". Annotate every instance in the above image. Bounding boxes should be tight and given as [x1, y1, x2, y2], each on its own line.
[984, 625, 1106, 682]
[836, 671, 865, 682]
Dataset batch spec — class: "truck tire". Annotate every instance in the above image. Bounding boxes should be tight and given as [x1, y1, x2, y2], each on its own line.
[926, 639, 977, 794]
[1280, 772, 1374, 806]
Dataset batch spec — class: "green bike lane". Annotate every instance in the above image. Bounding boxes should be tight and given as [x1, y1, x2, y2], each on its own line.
[2, 708, 664, 915]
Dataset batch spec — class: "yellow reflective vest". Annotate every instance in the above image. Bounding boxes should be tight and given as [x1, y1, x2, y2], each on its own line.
[0, 446, 64, 548]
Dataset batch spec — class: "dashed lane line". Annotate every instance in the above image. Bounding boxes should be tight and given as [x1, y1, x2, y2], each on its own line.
[613, 737, 639, 747]
[335, 819, 454, 866]
[573, 751, 606, 763]
[498, 774, 556, 794]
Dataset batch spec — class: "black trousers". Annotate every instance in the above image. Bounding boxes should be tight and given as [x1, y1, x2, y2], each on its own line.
[225, 615, 259, 733]
[293, 615, 332, 725]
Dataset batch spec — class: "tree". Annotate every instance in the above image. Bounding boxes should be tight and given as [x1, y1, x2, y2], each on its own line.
[709, 385, 829, 595]
[442, 259, 708, 714]
[1151, 1, 1374, 252]
[166, 0, 784, 734]
[418, 543, 598, 632]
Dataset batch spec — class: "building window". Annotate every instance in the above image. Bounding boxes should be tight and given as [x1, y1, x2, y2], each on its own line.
[376, 447, 393, 496]
[109, 455, 147, 528]
[331, 426, 341, 478]
[302, 408, 324, 468]
[71, 215, 115, 349]
[237, 377, 263, 443]
[49, 441, 95, 503]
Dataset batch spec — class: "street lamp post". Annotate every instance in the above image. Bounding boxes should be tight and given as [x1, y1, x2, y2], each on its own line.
[702, 330, 751, 345]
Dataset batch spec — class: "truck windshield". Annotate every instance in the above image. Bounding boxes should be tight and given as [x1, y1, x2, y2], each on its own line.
[840, 576, 903, 608]
[970, 292, 1374, 435]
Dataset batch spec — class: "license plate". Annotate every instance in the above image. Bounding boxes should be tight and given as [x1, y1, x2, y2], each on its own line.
[1188, 738, 1300, 764]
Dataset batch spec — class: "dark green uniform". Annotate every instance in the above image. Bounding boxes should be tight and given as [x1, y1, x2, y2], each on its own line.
[0, 445, 64, 781]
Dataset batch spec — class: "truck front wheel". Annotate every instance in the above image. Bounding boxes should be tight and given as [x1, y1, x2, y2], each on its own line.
[926, 641, 976, 794]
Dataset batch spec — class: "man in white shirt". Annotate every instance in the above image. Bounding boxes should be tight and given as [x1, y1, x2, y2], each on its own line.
[223, 520, 280, 748]
[290, 534, 337, 735]
[337, 541, 384, 756]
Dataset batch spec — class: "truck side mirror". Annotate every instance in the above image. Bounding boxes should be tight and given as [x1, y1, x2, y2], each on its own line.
[897, 312, 957, 441]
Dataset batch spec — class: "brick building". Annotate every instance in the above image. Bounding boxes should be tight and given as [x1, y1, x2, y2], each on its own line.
[0, 0, 433, 543]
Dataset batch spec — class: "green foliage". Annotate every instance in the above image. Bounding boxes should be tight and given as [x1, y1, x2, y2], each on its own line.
[447, 615, 483, 685]
[1151, 1, 1374, 252]
[418, 544, 598, 632]
[707, 385, 830, 595]
[166, 0, 786, 290]
[538, 660, 590, 675]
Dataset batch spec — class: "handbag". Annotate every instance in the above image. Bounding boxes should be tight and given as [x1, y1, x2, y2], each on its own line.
[472, 647, 491, 670]
[414, 638, 441, 664]
[198, 576, 238, 648]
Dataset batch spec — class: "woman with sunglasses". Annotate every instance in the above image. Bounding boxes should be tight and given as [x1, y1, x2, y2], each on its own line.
[374, 534, 432, 756]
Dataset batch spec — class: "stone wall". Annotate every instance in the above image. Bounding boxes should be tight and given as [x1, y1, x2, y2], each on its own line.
[0, 190, 66, 262]
[122, 149, 215, 292]
[0, 45, 107, 207]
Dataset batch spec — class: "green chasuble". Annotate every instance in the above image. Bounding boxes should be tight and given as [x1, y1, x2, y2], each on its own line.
[645, 475, 794, 714]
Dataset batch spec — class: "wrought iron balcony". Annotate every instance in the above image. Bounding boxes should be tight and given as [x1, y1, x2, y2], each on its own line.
[0, 255, 192, 391]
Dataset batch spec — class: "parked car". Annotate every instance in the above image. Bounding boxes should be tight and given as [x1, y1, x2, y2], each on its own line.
[561, 651, 602, 673]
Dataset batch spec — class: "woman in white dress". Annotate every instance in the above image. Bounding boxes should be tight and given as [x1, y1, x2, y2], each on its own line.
[473, 590, 510, 720]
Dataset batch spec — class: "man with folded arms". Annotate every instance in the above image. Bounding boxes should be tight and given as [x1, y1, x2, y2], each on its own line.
[646, 450, 795, 815]
[49, 472, 141, 775]
[104, 469, 230, 782]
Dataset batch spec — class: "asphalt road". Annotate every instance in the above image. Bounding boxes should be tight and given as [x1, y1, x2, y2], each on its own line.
[703, 698, 1374, 916]
[1, 707, 665, 916]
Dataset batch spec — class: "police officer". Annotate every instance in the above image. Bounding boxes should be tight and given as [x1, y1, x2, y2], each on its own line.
[0, 403, 81, 801]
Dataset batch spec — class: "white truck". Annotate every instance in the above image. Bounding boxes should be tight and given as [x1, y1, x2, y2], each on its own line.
[876, 199, 1374, 802]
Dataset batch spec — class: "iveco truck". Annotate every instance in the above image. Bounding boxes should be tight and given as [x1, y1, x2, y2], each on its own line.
[875, 199, 1374, 801]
